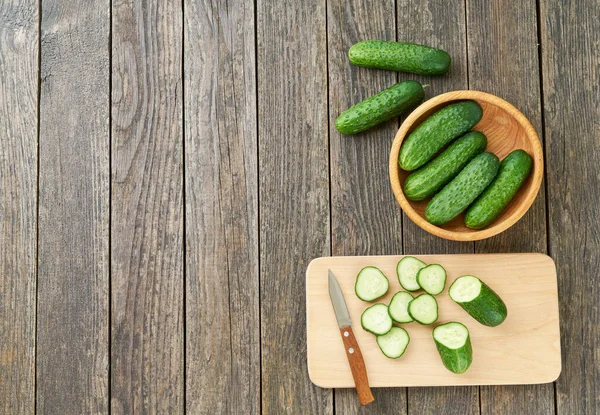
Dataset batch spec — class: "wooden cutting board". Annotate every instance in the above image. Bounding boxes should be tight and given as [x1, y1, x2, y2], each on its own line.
[306, 254, 561, 387]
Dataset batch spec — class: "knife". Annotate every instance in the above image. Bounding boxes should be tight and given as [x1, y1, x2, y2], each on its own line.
[328, 269, 375, 406]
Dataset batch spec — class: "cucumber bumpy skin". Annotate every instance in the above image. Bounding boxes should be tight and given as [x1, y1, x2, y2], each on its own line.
[399, 101, 484, 171]
[335, 80, 424, 135]
[403, 131, 487, 201]
[348, 40, 451, 75]
[465, 149, 533, 229]
[425, 152, 500, 226]
[433, 322, 473, 374]
[449, 275, 507, 327]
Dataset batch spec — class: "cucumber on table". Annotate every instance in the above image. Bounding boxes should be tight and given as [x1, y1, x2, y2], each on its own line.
[396, 256, 426, 291]
[449, 275, 507, 327]
[335, 80, 425, 135]
[425, 152, 500, 226]
[361, 303, 393, 335]
[348, 40, 451, 75]
[388, 291, 414, 323]
[376, 327, 410, 359]
[355, 266, 389, 302]
[408, 293, 438, 325]
[433, 322, 473, 374]
[417, 264, 447, 296]
[465, 149, 534, 229]
[399, 100, 483, 171]
[403, 131, 487, 201]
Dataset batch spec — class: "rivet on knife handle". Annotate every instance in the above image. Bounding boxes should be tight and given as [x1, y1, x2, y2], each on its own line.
[339, 326, 374, 406]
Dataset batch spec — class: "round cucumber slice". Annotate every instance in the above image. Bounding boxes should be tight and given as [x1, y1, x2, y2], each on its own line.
[396, 256, 426, 291]
[355, 266, 389, 302]
[361, 303, 393, 335]
[376, 327, 410, 359]
[407, 293, 438, 325]
[388, 291, 414, 323]
[417, 264, 447, 296]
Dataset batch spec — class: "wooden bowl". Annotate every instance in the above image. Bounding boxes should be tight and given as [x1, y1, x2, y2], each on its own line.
[389, 90, 543, 241]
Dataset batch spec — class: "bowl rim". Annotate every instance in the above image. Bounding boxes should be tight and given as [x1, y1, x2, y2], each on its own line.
[389, 90, 544, 242]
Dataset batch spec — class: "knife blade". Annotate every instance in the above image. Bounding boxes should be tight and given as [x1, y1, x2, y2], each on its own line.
[328, 269, 375, 406]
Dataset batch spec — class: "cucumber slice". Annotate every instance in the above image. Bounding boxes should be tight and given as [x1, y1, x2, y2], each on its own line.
[388, 291, 414, 323]
[407, 293, 438, 325]
[396, 256, 426, 291]
[355, 266, 389, 302]
[449, 275, 507, 327]
[433, 322, 473, 374]
[376, 327, 410, 359]
[417, 264, 447, 296]
[361, 303, 393, 335]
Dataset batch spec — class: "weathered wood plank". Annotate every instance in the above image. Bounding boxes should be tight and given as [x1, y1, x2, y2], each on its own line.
[540, 0, 600, 413]
[185, 0, 260, 413]
[36, 1, 110, 413]
[396, 1, 478, 414]
[466, 1, 554, 413]
[0, 1, 38, 413]
[111, 1, 183, 413]
[257, 0, 332, 413]
[327, 0, 407, 412]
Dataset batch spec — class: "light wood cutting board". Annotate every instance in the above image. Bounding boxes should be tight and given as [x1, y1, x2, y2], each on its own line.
[306, 254, 561, 388]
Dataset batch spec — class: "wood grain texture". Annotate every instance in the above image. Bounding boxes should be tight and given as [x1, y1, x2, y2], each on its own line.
[37, 1, 109, 414]
[307, 254, 560, 387]
[465, 1, 554, 413]
[326, 0, 407, 412]
[257, 0, 332, 413]
[0, 1, 38, 413]
[339, 327, 375, 406]
[185, 0, 259, 413]
[396, 1, 478, 413]
[540, 0, 600, 413]
[111, 1, 183, 413]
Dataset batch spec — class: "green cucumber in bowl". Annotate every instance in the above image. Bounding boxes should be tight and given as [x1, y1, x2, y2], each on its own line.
[376, 327, 410, 359]
[425, 152, 500, 226]
[348, 40, 451, 75]
[335, 80, 425, 135]
[408, 293, 438, 325]
[403, 131, 487, 201]
[399, 100, 483, 171]
[388, 291, 414, 323]
[361, 303, 393, 335]
[465, 149, 534, 229]
[355, 266, 389, 302]
[449, 275, 507, 327]
[396, 256, 426, 291]
[416, 264, 447, 296]
[433, 322, 473, 374]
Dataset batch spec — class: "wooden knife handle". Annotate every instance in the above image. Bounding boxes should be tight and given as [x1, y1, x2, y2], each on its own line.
[339, 327, 375, 406]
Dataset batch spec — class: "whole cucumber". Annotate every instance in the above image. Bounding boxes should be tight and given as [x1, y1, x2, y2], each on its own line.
[399, 101, 483, 171]
[465, 150, 533, 229]
[403, 131, 487, 201]
[335, 80, 424, 135]
[425, 152, 500, 226]
[348, 40, 451, 75]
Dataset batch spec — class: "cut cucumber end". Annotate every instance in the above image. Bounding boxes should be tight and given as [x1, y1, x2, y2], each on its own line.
[355, 266, 389, 302]
[361, 304, 393, 335]
[377, 327, 410, 359]
[417, 264, 447, 296]
[433, 322, 469, 349]
[397, 256, 426, 291]
[408, 293, 438, 325]
[388, 291, 414, 323]
[449, 275, 482, 302]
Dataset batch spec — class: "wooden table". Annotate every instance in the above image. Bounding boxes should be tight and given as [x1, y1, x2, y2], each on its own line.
[0, 0, 597, 413]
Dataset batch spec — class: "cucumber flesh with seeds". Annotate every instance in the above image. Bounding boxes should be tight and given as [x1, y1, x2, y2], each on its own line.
[465, 149, 534, 229]
[403, 131, 487, 201]
[425, 152, 500, 226]
[355, 266, 389, 302]
[449, 275, 507, 327]
[433, 322, 473, 374]
[388, 291, 414, 323]
[396, 256, 426, 291]
[361, 303, 393, 335]
[399, 101, 483, 171]
[376, 327, 410, 359]
[348, 40, 451, 75]
[335, 80, 425, 135]
[416, 264, 447, 296]
[408, 293, 438, 325]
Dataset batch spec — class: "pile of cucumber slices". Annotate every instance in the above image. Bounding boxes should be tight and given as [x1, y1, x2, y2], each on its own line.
[356, 257, 507, 374]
